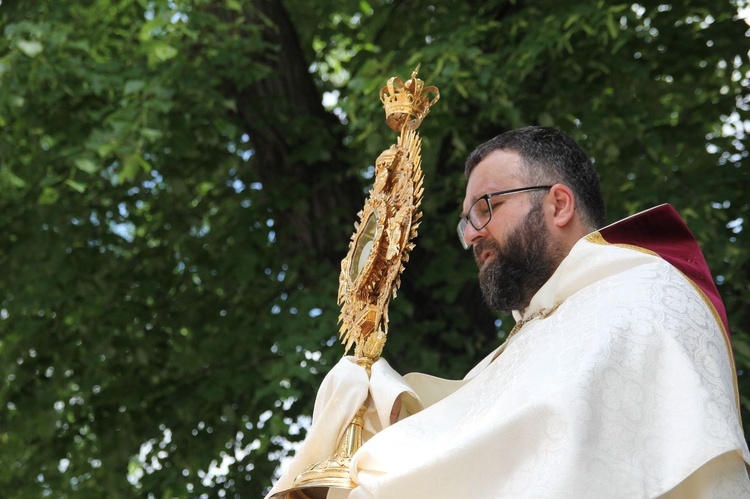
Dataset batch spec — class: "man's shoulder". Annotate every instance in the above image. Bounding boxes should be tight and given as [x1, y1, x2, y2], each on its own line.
[573, 255, 715, 323]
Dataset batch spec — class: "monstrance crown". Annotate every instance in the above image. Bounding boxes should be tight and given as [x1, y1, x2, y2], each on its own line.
[379, 65, 440, 132]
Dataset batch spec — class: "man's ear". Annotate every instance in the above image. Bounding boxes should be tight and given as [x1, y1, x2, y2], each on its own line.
[547, 184, 576, 228]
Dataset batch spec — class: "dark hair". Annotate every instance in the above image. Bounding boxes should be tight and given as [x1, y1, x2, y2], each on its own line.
[465, 126, 606, 230]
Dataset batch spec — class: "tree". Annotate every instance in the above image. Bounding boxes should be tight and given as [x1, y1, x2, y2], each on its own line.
[0, 0, 748, 496]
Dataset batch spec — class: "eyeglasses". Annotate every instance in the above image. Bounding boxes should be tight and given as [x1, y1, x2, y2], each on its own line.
[457, 185, 553, 249]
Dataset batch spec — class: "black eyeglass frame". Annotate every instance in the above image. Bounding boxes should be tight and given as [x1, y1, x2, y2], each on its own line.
[457, 185, 553, 249]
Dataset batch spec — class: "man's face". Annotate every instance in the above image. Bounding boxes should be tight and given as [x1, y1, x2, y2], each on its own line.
[474, 204, 559, 312]
[462, 150, 561, 312]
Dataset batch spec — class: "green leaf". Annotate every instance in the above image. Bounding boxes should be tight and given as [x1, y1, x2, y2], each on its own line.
[454, 81, 468, 98]
[64, 179, 86, 193]
[74, 158, 99, 174]
[37, 186, 59, 204]
[359, 1, 373, 16]
[123, 80, 145, 95]
[120, 154, 152, 183]
[140, 127, 163, 142]
[2, 167, 26, 188]
[226, 0, 242, 12]
[150, 42, 178, 62]
[16, 40, 43, 57]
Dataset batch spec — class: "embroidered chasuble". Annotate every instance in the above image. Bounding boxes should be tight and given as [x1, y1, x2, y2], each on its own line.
[268, 205, 750, 498]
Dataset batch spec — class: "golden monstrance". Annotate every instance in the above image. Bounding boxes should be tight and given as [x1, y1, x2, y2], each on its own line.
[271, 68, 439, 499]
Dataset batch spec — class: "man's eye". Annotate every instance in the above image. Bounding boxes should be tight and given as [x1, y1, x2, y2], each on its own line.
[488, 201, 503, 212]
[476, 203, 490, 216]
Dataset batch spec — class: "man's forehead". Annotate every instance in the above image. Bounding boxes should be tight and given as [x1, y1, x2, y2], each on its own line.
[464, 150, 524, 202]
[470, 149, 523, 179]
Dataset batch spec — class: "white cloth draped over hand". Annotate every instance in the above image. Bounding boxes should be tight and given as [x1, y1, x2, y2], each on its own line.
[266, 356, 422, 497]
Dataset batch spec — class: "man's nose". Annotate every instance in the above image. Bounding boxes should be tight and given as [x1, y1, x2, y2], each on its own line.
[463, 221, 485, 248]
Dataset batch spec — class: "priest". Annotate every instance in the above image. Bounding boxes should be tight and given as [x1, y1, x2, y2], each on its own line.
[268, 126, 750, 498]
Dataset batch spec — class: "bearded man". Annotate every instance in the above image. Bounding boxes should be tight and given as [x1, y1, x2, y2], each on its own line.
[268, 126, 750, 498]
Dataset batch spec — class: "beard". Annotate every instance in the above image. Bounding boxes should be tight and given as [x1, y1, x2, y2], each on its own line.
[475, 205, 560, 313]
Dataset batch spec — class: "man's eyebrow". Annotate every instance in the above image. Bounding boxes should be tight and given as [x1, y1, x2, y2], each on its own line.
[469, 192, 486, 205]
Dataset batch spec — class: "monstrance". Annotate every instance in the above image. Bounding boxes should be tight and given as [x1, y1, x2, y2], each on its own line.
[271, 68, 438, 499]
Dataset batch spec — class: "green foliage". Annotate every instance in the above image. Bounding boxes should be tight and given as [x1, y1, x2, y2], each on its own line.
[1, 0, 748, 496]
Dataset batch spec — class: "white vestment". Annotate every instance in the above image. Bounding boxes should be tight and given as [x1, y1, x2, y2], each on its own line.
[269, 226, 750, 498]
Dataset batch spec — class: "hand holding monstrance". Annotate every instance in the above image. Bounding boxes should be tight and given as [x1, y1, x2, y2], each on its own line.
[269, 68, 438, 498]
